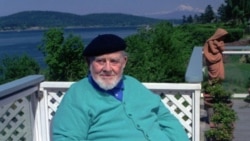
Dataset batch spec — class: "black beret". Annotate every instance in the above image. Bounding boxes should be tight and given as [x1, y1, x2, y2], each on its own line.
[83, 34, 126, 57]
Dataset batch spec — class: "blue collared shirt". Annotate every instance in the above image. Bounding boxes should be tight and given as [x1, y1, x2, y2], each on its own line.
[88, 75, 124, 101]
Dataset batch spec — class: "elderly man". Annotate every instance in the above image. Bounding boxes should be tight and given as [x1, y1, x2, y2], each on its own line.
[52, 34, 189, 141]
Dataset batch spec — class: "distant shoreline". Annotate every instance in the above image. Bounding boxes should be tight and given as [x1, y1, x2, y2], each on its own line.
[0, 25, 142, 33]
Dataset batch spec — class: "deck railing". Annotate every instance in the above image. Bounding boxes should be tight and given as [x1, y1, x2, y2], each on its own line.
[0, 46, 249, 141]
[0, 75, 45, 141]
[0, 75, 201, 141]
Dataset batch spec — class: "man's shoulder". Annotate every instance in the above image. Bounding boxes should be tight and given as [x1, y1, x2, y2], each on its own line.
[123, 75, 140, 83]
[69, 77, 89, 89]
[123, 75, 147, 89]
[123, 75, 160, 100]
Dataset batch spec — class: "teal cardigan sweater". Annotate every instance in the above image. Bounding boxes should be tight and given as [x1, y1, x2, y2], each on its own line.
[52, 75, 189, 141]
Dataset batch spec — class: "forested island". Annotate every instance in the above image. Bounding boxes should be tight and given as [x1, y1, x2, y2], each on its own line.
[0, 11, 180, 31]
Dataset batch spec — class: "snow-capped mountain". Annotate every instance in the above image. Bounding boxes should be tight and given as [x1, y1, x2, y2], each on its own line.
[144, 4, 203, 20]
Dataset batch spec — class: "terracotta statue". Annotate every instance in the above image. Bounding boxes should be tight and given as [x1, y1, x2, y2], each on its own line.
[203, 28, 228, 81]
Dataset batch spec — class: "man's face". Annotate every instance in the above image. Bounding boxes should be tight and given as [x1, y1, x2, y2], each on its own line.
[89, 51, 127, 90]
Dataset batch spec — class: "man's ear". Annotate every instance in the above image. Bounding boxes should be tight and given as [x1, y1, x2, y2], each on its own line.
[123, 56, 128, 69]
[124, 56, 128, 63]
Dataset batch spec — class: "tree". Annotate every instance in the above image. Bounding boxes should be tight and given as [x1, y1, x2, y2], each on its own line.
[182, 15, 187, 24]
[217, 0, 250, 25]
[187, 15, 193, 23]
[217, 4, 231, 22]
[124, 22, 191, 82]
[203, 5, 215, 23]
[193, 14, 200, 23]
[0, 55, 40, 84]
[38, 28, 87, 81]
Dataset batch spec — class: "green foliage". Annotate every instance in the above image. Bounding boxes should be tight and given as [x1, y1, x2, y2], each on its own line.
[183, 0, 250, 28]
[183, 5, 215, 24]
[209, 84, 232, 102]
[38, 28, 87, 81]
[205, 127, 233, 141]
[0, 55, 40, 84]
[217, 0, 250, 26]
[212, 103, 237, 125]
[203, 78, 233, 102]
[201, 5, 215, 23]
[218, 3, 231, 22]
[125, 22, 192, 82]
[224, 28, 244, 42]
[247, 77, 250, 88]
[223, 62, 250, 92]
[205, 103, 237, 141]
[204, 79, 237, 141]
[184, 24, 243, 43]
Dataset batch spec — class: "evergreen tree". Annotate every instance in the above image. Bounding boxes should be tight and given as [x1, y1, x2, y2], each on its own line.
[203, 5, 215, 23]
[217, 4, 230, 22]
[193, 14, 200, 23]
[187, 15, 193, 23]
[217, 0, 250, 24]
[182, 15, 187, 24]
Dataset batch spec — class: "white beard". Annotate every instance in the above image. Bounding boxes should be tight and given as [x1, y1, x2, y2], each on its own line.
[92, 76, 121, 90]
[90, 67, 122, 90]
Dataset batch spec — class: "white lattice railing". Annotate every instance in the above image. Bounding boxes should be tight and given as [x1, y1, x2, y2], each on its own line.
[39, 81, 201, 141]
[0, 76, 201, 141]
[0, 75, 43, 141]
[0, 97, 33, 141]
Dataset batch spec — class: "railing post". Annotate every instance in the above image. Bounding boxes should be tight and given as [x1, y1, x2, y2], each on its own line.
[37, 87, 51, 141]
[31, 91, 42, 141]
[185, 47, 203, 141]
[193, 89, 201, 141]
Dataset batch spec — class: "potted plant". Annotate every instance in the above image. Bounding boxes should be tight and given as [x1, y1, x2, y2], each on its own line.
[202, 79, 233, 104]
[205, 103, 237, 141]
[202, 79, 237, 141]
[202, 78, 233, 109]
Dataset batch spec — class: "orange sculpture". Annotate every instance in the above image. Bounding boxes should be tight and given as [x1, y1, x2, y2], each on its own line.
[203, 28, 228, 81]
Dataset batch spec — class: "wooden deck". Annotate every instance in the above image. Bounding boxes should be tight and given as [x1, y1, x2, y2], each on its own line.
[200, 99, 250, 141]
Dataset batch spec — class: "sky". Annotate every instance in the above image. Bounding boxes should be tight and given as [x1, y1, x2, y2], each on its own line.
[0, 0, 225, 17]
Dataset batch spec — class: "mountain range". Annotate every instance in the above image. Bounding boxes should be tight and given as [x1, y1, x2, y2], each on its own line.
[0, 11, 167, 31]
[0, 5, 203, 31]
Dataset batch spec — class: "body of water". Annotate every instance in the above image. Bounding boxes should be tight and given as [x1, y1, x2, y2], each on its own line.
[0, 26, 138, 68]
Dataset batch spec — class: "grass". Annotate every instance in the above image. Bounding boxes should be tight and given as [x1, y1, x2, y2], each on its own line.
[224, 63, 250, 93]
[204, 55, 250, 93]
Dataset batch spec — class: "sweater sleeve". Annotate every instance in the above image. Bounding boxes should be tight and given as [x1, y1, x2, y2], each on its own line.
[52, 85, 91, 141]
[157, 101, 189, 141]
